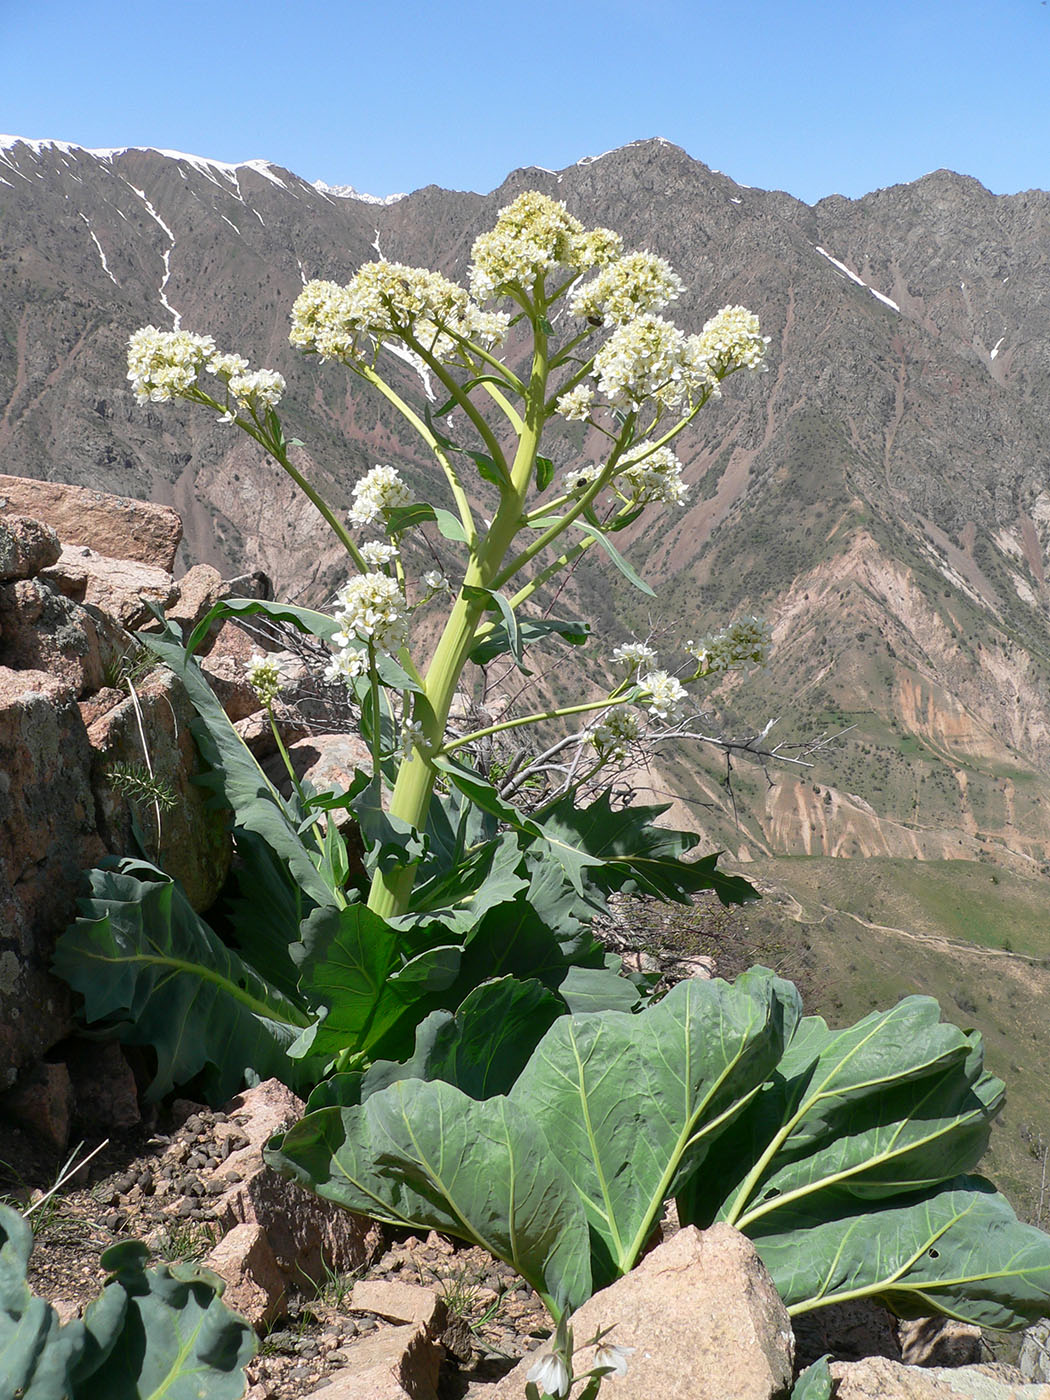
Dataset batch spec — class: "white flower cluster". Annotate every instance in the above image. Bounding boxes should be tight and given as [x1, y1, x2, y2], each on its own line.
[469, 192, 623, 302]
[619, 443, 689, 506]
[688, 617, 773, 674]
[324, 645, 369, 685]
[127, 328, 285, 414]
[245, 653, 283, 707]
[333, 571, 408, 654]
[127, 327, 215, 403]
[348, 465, 414, 527]
[555, 384, 595, 422]
[589, 706, 644, 760]
[611, 641, 657, 672]
[639, 669, 688, 721]
[359, 540, 400, 569]
[570, 251, 685, 327]
[693, 305, 770, 375]
[592, 314, 716, 411]
[289, 263, 509, 365]
[422, 570, 451, 592]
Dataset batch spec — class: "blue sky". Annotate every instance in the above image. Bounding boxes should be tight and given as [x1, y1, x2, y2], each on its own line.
[3, 0, 1048, 204]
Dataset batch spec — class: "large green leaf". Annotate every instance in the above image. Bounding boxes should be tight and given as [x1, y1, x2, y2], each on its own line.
[222, 829, 312, 1000]
[53, 859, 314, 1101]
[510, 969, 787, 1287]
[141, 620, 337, 908]
[469, 616, 591, 668]
[391, 833, 528, 935]
[681, 998, 1001, 1233]
[76, 1242, 255, 1399]
[751, 1180, 1050, 1328]
[291, 903, 461, 1061]
[0, 1206, 85, 1400]
[185, 596, 339, 653]
[533, 791, 759, 906]
[361, 977, 565, 1101]
[267, 970, 786, 1317]
[0, 1208, 255, 1400]
[266, 1080, 592, 1316]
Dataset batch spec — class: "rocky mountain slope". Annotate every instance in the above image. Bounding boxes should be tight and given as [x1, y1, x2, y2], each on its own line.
[4, 134, 1050, 869]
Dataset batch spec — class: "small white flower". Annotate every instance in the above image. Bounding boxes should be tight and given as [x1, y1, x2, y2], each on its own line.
[593, 1341, 635, 1378]
[556, 384, 595, 421]
[206, 352, 249, 378]
[422, 570, 451, 592]
[324, 644, 369, 685]
[228, 367, 285, 409]
[639, 669, 688, 721]
[400, 718, 428, 759]
[562, 463, 601, 495]
[611, 641, 657, 672]
[525, 1351, 571, 1398]
[359, 540, 400, 569]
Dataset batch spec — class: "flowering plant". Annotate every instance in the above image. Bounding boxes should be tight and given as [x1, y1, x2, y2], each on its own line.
[126, 191, 771, 932]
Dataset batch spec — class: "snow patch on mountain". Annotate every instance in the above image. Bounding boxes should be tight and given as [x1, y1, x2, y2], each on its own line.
[815, 246, 899, 312]
[313, 179, 406, 205]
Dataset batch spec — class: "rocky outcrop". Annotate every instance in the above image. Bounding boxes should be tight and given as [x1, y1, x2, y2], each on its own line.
[0, 487, 272, 1091]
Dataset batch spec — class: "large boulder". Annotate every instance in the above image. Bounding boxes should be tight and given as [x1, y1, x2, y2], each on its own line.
[491, 1225, 794, 1400]
[0, 475, 183, 571]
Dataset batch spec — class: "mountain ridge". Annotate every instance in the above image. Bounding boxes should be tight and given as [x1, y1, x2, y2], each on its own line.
[3, 132, 1050, 875]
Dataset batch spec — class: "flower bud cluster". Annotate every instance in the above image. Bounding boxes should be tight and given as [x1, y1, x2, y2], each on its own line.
[688, 617, 772, 674]
[469, 192, 623, 301]
[570, 251, 684, 327]
[127, 328, 285, 414]
[348, 465, 414, 527]
[289, 263, 509, 365]
[245, 653, 284, 707]
[589, 706, 644, 760]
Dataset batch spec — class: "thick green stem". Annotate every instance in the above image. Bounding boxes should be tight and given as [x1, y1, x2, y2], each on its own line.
[366, 306, 551, 917]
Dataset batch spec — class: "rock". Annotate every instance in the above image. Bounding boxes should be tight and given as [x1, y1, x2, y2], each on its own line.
[261, 733, 373, 804]
[234, 709, 311, 759]
[0, 577, 129, 696]
[350, 1281, 447, 1333]
[52, 544, 178, 629]
[206, 1223, 287, 1330]
[39, 557, 89, 601]
[676, 954, 717, 979]
[832, 1358, 1050, 1398]
[199, 650, 264, 722]
[2, 1061, 74, 1149]
[0, 515, 61, 581]
[0, 476, 183, 572]
[1021, 1321, 1050, 1383]
[900, 1317, 983, 1368]
[167, 564, 226, 636]
[87, 666, 231, 911]
[303, 1324, 441, 1400]
[65, 1039, 141, 1131]
[214, 1081, 382, 1291]
[0, 667, 105, 1082]
[491, 1225, 793, 1400]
